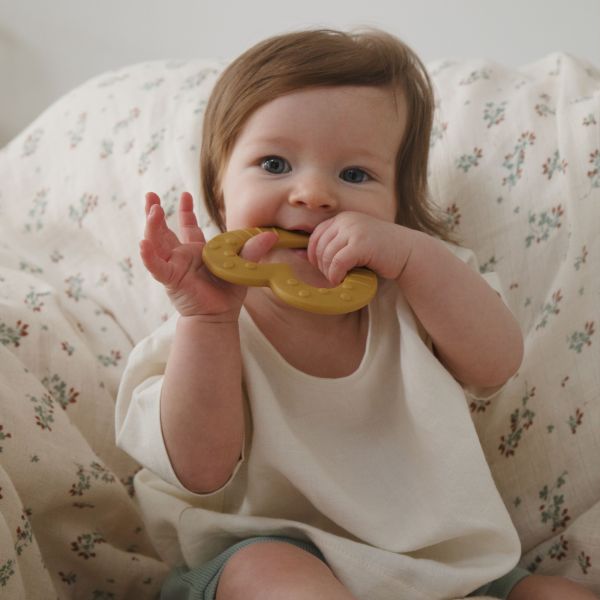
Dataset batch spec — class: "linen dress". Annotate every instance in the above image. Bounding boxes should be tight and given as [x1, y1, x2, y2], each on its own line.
[115, 244, 521, 600]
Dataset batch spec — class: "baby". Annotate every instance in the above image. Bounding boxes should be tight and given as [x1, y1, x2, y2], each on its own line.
[116, 29, 598, 600]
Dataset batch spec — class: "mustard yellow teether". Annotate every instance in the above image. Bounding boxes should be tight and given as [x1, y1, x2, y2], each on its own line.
[202, 227, 377, 314]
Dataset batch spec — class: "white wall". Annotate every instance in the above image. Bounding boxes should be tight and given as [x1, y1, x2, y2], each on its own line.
[1, 0, 599, 147]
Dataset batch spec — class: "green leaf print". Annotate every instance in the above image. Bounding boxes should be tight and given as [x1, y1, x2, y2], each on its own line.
[587, 149, 600, 188]
[456, 147, 483, 172]
[21, 128, 44, 157]
[539, 471, 570, 532]
[24, 288, 51, 312]
[574, 246, 588, 271]
[41, 373, 79, 410]
[567, 321, 595, 353]
[567, 408, 584, 434]
[97, 349, 122, 367]
[14, 510, 33, 556]
[65, 273, 85, 301]
[535, 93, 556, 117]
[68, 193, 98, 227]
[118, 257, 134, 285]
[138, 128, 166, 174]
[499, 383, 535, 457]
[70, 532, 106, 560]
[0, 320, 29, 347]
[525, 204, 564, 247]
[0, 559, 15, 587]
[24, 188, 50, 233]
[542, 150, 568, 179]
[459, 68, 491, 85]
[577, 551, 592, 574]
[548, 535, 569, 560]
[502, 131, 536, 188]
[443, 203, 461, 232]
[69, 462, 116, 497]
[429, 121, 448, 147]
[28, 392, 55, 431]
[181, 68, 219, 90]
[67, 112, 87, 149]
[535, 289, 562, 330]
[483, 101, 506, 128]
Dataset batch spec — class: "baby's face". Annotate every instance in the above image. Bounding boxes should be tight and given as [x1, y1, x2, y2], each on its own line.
[219, 85, 407, 280]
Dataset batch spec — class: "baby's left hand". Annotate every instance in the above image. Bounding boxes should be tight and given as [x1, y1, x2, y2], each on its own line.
[307, 212, 416, 285]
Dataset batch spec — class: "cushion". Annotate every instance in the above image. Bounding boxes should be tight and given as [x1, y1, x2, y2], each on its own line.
[0, 51, 598, 597]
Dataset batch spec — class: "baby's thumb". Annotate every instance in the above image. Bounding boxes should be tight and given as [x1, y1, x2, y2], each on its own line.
[239, 231, 279, 263]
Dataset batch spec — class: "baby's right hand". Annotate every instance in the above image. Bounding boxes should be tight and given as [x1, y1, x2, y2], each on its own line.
[140, 192, 277, 320]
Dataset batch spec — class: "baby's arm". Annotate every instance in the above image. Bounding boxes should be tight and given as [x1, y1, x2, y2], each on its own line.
[398, 231, 523, 390]
[141, 192, 277, 493]
[308, 212, 523, 391]
[161, 315, 245, 493]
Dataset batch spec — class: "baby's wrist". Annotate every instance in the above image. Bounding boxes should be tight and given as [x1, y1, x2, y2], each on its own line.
[177, 311, 240, 326]
[393, 228, 424, 285]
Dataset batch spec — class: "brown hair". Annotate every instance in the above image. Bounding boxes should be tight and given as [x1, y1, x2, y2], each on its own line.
[200, 28, 451, 240]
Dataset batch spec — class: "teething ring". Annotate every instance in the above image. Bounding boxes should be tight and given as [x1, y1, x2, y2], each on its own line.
[202, 227, 377, 315]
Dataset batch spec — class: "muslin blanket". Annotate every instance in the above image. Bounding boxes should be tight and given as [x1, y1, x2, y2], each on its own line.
[0, 51, 598, 598]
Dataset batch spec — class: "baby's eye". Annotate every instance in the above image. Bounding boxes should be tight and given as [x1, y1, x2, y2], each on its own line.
[261, 156, 290, 174]
[340, 167, 370, 183]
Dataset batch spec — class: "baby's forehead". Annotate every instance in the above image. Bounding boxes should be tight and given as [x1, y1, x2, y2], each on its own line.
[245, 85, 405, 128]
[240, 85, 406, 150]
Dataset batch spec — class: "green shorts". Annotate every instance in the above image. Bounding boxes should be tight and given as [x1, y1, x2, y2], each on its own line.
[160, 536, 324, 600]
[469, 565, 531, 598]
[160, 535, 530, 600]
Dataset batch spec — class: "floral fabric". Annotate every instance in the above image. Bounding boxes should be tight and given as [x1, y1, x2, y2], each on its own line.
[0, 52, 598, 598]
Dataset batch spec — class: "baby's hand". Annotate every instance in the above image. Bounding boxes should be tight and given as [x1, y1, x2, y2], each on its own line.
[307, 212, 416, 285]
[140, 192, 277, 319]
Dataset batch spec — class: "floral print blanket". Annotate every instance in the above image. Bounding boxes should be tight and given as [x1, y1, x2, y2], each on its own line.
[0, 53, 598, 598]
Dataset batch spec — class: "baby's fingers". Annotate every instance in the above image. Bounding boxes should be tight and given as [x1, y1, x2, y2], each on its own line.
[139, 239, 173, 284]
[325, 245, 358, 287]
[240, 231, 279, 263]
[178, 192, 206, 244]
[145, 192, 161, 216]
[144, 203, 181, 260]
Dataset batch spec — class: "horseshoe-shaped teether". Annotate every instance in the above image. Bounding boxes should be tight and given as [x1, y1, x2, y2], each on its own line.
[202, 227, 377, 314]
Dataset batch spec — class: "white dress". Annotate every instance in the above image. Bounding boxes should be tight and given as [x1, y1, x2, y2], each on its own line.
[115, 245, 521, 600]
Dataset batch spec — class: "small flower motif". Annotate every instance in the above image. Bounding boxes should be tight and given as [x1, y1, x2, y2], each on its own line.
[483, 101, 507, 128]
[502, 131, 536, 188]
[525, 205, 564, 247]
[567, 321, 595, 353]
[456, 147, 483, 172]
[542, 150, 568, 179]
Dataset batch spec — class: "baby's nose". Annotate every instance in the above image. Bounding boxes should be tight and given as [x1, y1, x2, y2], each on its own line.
[288, 174, 338, 211]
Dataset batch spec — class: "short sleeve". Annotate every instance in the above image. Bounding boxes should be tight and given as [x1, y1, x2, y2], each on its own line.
[441, 241, 506, 300]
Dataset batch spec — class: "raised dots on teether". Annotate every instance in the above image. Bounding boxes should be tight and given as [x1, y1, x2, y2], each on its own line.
[202, 227, 377, 315]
